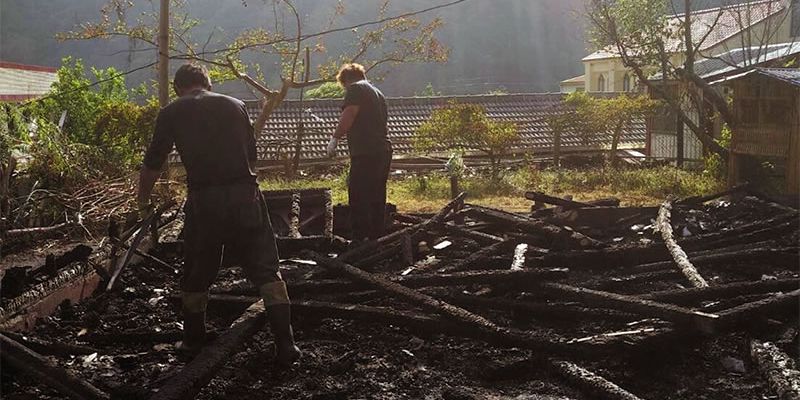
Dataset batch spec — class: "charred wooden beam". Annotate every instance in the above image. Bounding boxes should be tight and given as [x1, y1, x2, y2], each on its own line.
[0, 333, 110, 400]
[288, 191, 301, 239]
[677, 183, 751, 205]
[629, 246, 797, 274]
[642, 278, 800, 305]
[524, 191, 597, 209]
[549, 360, 644, 400]
[655, 200, 709, 288]
[444, 295, 638, 323]
[339, 193, 467, 263]
[595, 269, 682, 291]
[750, 340, 800, 400]
[437, 239, 517, 273]
[1, 331, 97, 357]
[306, 252, 572, 353]
[540, 283, 719, 333]
[465, 204, 603, 249]
[151, 301, 266, 400]
[716, 289, 800, 330]
[281, 268, 569, 298]
[680, 212, 798, 251]
[399, 213, 505, 245]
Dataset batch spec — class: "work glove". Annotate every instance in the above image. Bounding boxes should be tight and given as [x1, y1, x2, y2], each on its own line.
[326, 137, 339, 158]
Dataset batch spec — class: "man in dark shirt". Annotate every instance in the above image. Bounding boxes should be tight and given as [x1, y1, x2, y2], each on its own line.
[328, 63, 392, 241]
[137, 63, 300, 364]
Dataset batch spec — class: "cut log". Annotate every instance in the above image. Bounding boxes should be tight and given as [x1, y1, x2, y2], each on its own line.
[306, 252, 572, 353]
[550, 360, 644, 400]
[655, 201, 709, 288]
[750, 340, 800, 400]
[540, 283, 719, 333]
[0, 333, 110, 400]
[642, 278, 800, 305]
[338, 192, 467, 263]
[465, 204, 603, 249]
[716, 289, 800, 330]
[151, 301, 266, 400]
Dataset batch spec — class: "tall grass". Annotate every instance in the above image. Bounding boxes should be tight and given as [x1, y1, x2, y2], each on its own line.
[259, 165, 725, 212]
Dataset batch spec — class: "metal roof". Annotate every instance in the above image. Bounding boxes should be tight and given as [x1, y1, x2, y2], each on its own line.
[247, 93, 647, 162]
[651, 41, 800, 81]
[583, 0, 786, 61]
[0, 61, 58, 102]
[754, 67, 800, 86]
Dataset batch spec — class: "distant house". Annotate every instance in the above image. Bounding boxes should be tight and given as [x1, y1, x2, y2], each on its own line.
[563, 0, 798, 93]
[725, 68, 800, 194]
[0, 61, 58, 102]
[243, 93, 646, 165]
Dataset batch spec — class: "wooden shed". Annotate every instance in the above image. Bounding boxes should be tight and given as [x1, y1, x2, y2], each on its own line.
[727, 68, 800, 195]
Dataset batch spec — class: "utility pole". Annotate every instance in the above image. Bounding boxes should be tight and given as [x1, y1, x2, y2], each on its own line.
[158, 0, 170, 107]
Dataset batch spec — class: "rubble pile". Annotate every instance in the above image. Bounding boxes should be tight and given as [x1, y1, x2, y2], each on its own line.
[0, 188, 798, 400]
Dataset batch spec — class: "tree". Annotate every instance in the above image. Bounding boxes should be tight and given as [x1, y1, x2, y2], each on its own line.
[64, 0, 462, 152]
[414, 102, 519, 180]
[585, 0, 794, 161]
[305, 81, 345, 99]
[547, 92, 657, 168]
[415, 82, 442, 97]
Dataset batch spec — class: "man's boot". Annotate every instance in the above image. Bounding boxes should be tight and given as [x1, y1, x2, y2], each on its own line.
[177, 311, 207, 356]
[177, 291, 208, 357]
[266, 304, 301, 365]
[260, 281, 301, 365]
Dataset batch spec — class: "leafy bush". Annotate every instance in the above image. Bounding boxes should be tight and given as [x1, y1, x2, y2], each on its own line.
[414, 102, 518, 181]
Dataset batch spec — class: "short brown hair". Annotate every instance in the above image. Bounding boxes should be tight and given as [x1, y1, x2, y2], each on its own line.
[336, 63, 366, 86]
[174, 63, 211, 90]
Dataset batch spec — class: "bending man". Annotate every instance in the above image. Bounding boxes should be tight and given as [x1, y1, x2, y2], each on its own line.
[137, 63, 300, 364]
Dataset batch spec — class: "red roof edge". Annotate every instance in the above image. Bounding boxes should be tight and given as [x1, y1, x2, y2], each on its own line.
[0, 94, 43, 102]
[0, 61, 58, 73]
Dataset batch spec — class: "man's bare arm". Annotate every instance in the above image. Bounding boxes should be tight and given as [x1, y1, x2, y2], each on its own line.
[137, 166, 162, 207]
[334, 105, 360, 139]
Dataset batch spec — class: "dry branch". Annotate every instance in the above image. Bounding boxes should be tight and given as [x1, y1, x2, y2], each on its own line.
[655, 200, 709, 288]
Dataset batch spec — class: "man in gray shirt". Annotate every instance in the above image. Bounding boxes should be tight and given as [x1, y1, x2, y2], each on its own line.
[328, 63, 392, 241]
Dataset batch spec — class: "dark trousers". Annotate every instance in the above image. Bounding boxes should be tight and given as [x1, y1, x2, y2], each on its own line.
[182, 183, 282, 293]
[348, 150, 391, 241]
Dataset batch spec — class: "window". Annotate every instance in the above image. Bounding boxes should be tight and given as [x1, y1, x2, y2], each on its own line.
[597, 74, 606, 92]
[623, 73, 631, 92]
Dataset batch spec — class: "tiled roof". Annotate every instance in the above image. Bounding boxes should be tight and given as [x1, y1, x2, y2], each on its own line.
[651, 41, 800, 81]
[583, 0, 786, 61]
[247, 93, 646, 162]
[0, 61, 58, 102]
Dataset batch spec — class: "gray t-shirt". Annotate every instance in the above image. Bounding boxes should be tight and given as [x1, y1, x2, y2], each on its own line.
[143, 90, 258, 190]
[341, 80, 391, 157]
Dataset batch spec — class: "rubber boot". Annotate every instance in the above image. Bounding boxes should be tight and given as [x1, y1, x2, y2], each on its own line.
[266, 304, 301, 366]
[176, 311, 206, 357]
